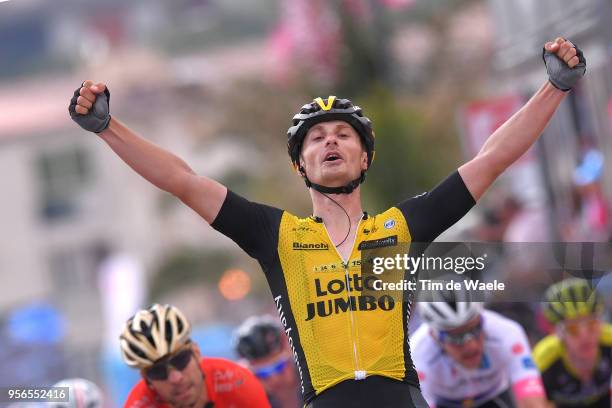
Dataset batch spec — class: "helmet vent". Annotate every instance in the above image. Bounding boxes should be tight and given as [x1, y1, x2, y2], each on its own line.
[427, 303, 445, 319]
[165, 320, 173, 344]
[128, 342, 148, 360]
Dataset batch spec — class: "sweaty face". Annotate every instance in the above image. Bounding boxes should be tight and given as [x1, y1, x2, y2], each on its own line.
[560, 315, 602, 362]
[299, 121, 368, 187]
[147, 345, 207, 408]
[439, 316, 485, 369]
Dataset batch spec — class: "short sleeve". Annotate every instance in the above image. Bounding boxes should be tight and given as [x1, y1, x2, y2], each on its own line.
[409, 326, 436, 406]
[397, 170, 475, 243]
[204, 358, 272, 408]
[505, 324, 546, 400]
[211, 190, 283, 264]
[505, 323, 540, 385]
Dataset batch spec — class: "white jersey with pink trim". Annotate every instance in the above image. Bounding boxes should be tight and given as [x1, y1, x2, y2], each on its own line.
[410, 309, 544, 407]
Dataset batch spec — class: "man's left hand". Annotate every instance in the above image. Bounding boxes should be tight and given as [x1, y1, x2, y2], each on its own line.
[543, 37, 586, 91]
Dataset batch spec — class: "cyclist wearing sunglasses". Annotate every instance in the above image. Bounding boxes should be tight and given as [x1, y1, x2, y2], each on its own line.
[69, 38, 585, 408]
[120, 304, 271, 408]
[234, 315, 301, 408]
[412, 291, 546, 408]
[534, 278, 612, 407]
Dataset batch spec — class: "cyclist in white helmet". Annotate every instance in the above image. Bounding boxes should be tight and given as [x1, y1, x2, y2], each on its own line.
[50, 378, 103, 408]
[411, 286, 547, 408]
[120, 303, 271, 408]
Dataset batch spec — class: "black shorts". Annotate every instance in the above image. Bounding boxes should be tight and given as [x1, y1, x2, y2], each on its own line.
[305, 376, 429, 408]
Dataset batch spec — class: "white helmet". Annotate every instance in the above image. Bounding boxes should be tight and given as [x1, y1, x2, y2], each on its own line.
[50, 378, 102, 408]
[418, 281, 483, 331]
[120, 304, 191, 368]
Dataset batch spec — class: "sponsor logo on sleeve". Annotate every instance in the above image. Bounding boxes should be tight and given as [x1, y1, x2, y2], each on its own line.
[522, 356, 536, 369]
[512, 343, 524, 355]
[384, 219, 396, 229]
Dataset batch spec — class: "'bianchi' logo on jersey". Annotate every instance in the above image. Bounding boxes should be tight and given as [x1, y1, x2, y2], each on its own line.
[293, 242, 329, 250]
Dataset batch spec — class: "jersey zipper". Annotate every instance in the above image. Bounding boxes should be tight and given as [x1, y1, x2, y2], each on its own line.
[322, 219, 366, 380]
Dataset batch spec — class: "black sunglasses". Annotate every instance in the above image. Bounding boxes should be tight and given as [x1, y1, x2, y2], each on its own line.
[145, 346, 194, 381]
[438, 319, 483, 346]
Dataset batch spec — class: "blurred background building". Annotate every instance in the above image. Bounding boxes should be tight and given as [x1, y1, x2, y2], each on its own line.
[487, 0, 612, 241]
[0, 0, 610, 406]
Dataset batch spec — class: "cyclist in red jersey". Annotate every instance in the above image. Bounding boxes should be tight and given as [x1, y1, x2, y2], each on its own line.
[120, 304, 271, 408]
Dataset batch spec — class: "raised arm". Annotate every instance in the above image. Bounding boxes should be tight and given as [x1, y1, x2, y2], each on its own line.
[458, 38, 586, 201]
[69, 80, 227, 224]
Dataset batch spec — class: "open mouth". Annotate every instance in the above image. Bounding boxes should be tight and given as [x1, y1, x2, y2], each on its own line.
[323, 152, 343, 163]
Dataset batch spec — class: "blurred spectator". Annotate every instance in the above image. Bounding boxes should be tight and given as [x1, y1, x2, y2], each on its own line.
[564, 144, 609, 241]
[503, 201, 551, 243]
[471, 195, 551, 242]
[473, 197, 521, 241]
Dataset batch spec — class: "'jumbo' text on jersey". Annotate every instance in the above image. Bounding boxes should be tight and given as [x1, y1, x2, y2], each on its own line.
[212, 171, 475, 404]
[124, 357, 271, 408]
[411, 310, 545, 408]
[533, 323, 612, 408]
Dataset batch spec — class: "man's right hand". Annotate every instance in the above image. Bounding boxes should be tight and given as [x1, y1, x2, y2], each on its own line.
[68, 80, 111, 133]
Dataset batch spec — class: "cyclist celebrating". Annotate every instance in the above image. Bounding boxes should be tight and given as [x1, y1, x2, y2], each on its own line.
[121, 304, 270, 408]
[234, 315, 302, 408]
[69, 38, 585, 407]
[534, 278, 612, 407]
[412, 291, 547, 408]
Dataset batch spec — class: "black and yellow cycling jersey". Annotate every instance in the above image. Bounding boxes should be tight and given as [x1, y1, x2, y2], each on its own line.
[533, 323, 612, 408]
[212, 171, 475, 405]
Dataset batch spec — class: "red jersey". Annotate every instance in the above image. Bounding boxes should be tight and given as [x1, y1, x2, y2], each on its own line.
[124, 357, 271, 408]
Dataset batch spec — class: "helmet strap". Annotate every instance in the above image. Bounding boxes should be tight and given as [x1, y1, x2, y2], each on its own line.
[300, 166, 366, 195]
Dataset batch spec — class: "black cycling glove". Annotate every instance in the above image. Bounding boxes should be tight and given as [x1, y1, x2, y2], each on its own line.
[542, 42, 586, 92]
[68, 83, 111, 133]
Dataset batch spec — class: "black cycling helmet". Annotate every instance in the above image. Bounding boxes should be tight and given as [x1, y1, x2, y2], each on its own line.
[287, 96, 375, 194]
[234, 315, 283, 360]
